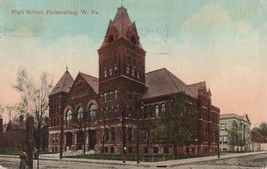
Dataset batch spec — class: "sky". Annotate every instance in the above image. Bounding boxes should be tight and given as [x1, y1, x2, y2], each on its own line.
[0, 0, 266, 127]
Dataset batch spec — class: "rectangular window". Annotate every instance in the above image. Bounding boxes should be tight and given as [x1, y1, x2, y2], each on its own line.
[163, 147, 169, 155]
[109, 68, 113, 76]
[104, 70, 107, 77]
[127, 92, 132, 100]
[144, 147, 148, 154]
[137, 71, 140, 79]
[128, 147, 132, 154]
[128, 128, 132, 140]
[144, 106, 148, 118]
[131, 68, 135, 76]
[114, 66, 118, 74]
[155, 105, 159, 118]
[110, 147, 114, 153]
[104, 147, 108, 153]
[220, 135, 222, 144]
[225, 123, 228, 130]
[153, 147, 158, 155]
[111, 127, 115, 140]
[126, 66, 130, 74]
[223, 135, 227, 144]
[221, 123, 225, 130]
[160, 104, 166, 113]
[114, 107, 118, 117]
[105, 128, 109, 141]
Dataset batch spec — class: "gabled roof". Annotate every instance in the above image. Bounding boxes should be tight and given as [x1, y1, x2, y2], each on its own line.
[251, 131, 267, 143]
[50, 70, 74, 95]
[79, 72, 99, 94]
[143, 68, 194, 99]
[111, 6, 133, 38]
[187, 81, 206, 98]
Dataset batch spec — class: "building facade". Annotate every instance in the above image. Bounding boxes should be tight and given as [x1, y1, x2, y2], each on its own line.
[48, 6, 220, 156]
[220, 113, 252, 151]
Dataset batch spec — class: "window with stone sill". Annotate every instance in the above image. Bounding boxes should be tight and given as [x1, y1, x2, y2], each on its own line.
[109, 67, 113, 76]
[111, 127, 115, 140]
[155, 105, 159, 118]
[105, 128, 109, 141]
[126, 66, 130, 74]
[127, 127, 132, 141]
[131, 68, 135, 77]
[104, 70, 107, 78]
[114, 66, 118, 74]
[114, 89, 118, 100]
[137, 71, 140, 79]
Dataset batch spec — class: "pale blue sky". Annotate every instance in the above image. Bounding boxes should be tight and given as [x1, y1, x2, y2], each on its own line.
[0, 0, 266, 126]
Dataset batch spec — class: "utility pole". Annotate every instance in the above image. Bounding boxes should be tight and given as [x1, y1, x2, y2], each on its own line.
[26, 116, 34, 169]
[136, 101, 142, 164]
[122, 104, 126, 163]
[217, 115, 220, 159]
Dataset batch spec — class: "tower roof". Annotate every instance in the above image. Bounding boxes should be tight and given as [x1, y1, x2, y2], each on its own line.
[50, 70, 74, 95]
[111, 6, 133, 38]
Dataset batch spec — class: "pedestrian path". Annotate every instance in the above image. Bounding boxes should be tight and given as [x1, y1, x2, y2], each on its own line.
[1, 151, 266, 168]
[38, 151, 267, 168]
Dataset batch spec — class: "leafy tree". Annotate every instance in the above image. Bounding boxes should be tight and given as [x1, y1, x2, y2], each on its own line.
[0, 104, 4, 118]
[253, 122, 267, 136]
[150, 91, 197, 156]
[227, 121, 246, 151]
[13, 66, 53, 151]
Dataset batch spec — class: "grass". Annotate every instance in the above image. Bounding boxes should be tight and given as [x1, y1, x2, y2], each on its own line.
[0, 148, 21, 155]
[66, 153, 214, 162]
[0, 148, 56, 155]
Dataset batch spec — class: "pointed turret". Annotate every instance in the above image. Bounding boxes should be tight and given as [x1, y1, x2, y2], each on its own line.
[101, 6, 142, 48]
[50, 69, 74, 95]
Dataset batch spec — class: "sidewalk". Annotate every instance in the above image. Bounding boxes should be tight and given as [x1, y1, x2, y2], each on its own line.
[39, 151, 267, 167]
[1, 151, 266, 168]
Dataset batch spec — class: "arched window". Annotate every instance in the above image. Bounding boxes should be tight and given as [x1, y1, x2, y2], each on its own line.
[88, 104, 96, 121]
[108, 35, 114, 43]
[66, 109, 72, 127]
[131, 36, 136, 44]
[77, 107, 83, 123]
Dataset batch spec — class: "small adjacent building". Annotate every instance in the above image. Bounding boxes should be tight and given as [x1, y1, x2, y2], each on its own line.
[219, 113, 252, 151]
[251, 130, 267, 151]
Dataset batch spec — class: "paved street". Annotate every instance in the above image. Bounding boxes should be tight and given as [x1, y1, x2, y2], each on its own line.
[0, 151, 267, 169]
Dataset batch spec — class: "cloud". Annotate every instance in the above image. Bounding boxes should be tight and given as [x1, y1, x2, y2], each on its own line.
[0, 35, 101, 105]
[142, 4, 267, 126]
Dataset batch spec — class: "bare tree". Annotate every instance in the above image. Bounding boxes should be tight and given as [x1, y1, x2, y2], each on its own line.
[13, 66, 53, 152]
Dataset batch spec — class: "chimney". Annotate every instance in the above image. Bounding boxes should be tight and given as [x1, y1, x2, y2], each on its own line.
[0, 118, 3, 133]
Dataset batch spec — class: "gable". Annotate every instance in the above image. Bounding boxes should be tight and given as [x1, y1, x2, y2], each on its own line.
[68, 72, 99, 99]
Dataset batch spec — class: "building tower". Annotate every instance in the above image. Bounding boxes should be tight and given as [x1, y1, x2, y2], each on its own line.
[97, 6, 146, 154]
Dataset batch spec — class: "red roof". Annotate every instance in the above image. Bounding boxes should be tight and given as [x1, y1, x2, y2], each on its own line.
[251, 131, 267, 143]
[111, 6, 132, 38]
[80, 72, 99, 94]
[50, 70, 74, 95]
[143, 68, 196, 99]
[187, 81, 206, 98]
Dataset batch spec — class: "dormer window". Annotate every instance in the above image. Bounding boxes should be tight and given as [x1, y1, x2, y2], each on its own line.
[131, 36, 136, 45]
[108, 35, 114, 43]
